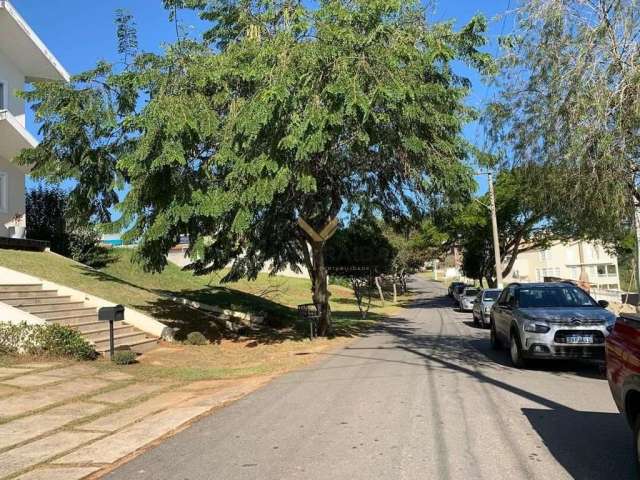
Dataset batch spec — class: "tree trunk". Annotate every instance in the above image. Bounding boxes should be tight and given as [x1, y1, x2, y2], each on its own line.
[375, 276, 384, 306]
[310, 241, 331, 336]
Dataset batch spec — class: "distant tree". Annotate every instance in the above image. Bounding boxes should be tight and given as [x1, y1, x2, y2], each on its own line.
[384, 219, 449, 294]
[326, 219, 396, 318]
[439, 168, 559, 287]
[19, 0, 490, 335]
[26, 186, 69, 255]
[26, 186, 109, 267]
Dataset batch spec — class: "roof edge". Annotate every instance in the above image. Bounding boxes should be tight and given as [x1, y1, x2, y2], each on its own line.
[0, 0, 70, 83]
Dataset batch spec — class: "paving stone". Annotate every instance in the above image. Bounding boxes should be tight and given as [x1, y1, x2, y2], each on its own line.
[2, 373, 64, 388]
[40, 364, 98, 378]
[94, 371, 135, 382]
[56, 406, 210, 465]
[0, 402, 107, 450]
[0, 384, 19, 397]
[90, 382, 167, 404]
[0, 379, 110, 419]
[13, 362, 60, 369]
[77, 391, 194, 432]
[0, 430, 102, 479]
[0, 367, 32, 379]
[181, 379, 227, 391]
[14, 467, 100, 480]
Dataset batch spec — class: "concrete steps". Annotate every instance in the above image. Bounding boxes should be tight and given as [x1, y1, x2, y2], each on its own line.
[0, 283, 158, 356]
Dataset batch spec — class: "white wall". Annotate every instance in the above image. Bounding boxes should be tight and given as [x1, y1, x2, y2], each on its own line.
[0, 155, 25, 236]
[0, 47, 26, 124]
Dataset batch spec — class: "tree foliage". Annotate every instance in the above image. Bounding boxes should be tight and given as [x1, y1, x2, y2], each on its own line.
[438, 168, 558, 287]
[20, 0, 490, 335]
[26, 186, 110, 268]
[487, 0, 640, 243]
[325, 218, 396, 318]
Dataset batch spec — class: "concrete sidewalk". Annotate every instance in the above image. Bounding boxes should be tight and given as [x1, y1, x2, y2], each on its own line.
[0, 362, 272, 480]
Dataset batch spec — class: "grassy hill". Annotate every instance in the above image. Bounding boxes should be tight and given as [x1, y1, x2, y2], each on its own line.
[0, 248, 401, 340]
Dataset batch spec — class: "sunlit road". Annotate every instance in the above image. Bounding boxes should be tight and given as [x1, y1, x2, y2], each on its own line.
[106, 277, 635, 480]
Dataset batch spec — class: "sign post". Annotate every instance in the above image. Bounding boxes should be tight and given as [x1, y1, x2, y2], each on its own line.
[98, 305, 125, 359]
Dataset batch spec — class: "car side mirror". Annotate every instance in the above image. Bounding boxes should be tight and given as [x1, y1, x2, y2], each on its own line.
[598, 300, 609, 308]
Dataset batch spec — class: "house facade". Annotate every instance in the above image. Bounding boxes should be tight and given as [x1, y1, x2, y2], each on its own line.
[0, 0, 69, 237]
[503, 241, 621, 291]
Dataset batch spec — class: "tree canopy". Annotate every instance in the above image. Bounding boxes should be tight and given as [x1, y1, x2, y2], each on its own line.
[20, 0, 490, 334]
[487, 0, 640, 244]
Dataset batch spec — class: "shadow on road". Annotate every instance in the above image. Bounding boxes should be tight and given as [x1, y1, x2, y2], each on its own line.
[335, 278, 635, 479]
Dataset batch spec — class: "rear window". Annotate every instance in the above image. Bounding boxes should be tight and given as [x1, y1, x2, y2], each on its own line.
[464, 289, 479, 297]
[518, 286, 597, 308]
[483, 290, 500, 301]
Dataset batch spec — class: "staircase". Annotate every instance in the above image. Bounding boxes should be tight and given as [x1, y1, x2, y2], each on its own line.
[0, 284, 158, 355]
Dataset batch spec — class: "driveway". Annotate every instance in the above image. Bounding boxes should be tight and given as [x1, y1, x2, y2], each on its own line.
[105, 277, 635, 480]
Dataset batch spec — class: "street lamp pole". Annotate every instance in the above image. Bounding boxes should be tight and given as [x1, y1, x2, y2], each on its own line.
[487, 172, 503, 288]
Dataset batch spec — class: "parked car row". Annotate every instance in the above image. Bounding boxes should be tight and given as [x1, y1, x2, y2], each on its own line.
[448, 280, 616, 368]
[448, 280, 640, 470]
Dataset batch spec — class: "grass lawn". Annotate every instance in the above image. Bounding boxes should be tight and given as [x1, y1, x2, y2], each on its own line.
[0, 248, 411, 382]
[0, 248, 404, 333]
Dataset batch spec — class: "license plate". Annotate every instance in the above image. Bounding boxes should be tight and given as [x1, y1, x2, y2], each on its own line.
[565, 335, 593, 344]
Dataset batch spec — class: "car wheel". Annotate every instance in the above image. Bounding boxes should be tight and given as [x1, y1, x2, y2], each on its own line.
[490, 320, 502, 350]
[509, 331, 527, 369]
[472, 312, 478, 325]
[480, 312, 486, 328]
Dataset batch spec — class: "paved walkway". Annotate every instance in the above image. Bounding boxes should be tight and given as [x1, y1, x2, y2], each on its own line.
[0, 362, 272, 480]
[105, 278, 635, 480]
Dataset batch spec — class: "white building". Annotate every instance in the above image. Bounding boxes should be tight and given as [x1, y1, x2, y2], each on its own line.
[503, 241, 621, 291]
[0, 0, 69, 237]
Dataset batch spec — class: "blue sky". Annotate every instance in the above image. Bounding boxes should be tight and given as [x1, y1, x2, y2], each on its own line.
[14, 0, 514, 194]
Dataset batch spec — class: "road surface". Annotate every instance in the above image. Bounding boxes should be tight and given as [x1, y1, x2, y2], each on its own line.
[106, 278, 635, 480]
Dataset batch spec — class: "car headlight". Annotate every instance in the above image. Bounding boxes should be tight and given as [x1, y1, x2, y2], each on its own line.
[606, 319, 615, 333]
[524, 321, 550, 333]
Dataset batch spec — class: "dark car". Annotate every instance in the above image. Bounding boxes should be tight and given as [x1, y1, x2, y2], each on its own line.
[606, 313, 640, 473]
[448, 281, 465, 298]
[490, 282, 615, 368]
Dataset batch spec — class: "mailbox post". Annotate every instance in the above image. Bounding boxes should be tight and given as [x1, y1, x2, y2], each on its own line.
[98, 305, 125, 359]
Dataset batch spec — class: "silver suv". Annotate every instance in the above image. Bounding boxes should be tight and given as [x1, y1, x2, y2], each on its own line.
[490, 282, 615, 368]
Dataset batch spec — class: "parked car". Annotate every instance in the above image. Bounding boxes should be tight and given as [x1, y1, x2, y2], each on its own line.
[452, 284, 468, 304]
[448, 281, 465, 298]
[472, 288, 502, 327]
[490, 282, 615, 368]
[459, 286, 481, 311]
[605, 313, 640, 473]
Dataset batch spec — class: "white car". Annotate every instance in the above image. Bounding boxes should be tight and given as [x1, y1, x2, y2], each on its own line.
[459, 286, 480, 311]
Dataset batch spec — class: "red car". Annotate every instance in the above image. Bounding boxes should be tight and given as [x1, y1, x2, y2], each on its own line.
[606, 313, 640, 471]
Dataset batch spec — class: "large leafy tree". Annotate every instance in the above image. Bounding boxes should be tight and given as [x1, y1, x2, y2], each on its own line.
[19, 0, 490, 335]
[487, 0, 640, 245]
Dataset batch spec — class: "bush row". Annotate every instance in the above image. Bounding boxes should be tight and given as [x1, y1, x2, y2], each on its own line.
[0, 322, 96, 360]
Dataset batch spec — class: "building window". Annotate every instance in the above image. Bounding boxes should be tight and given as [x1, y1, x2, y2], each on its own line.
[0, 172, 7, 213]
[536, 267, 561, 281]
[597, 264, 617, 277]
[539, 250, 550, 262]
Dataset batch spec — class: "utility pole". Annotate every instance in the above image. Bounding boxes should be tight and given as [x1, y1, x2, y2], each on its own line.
[487, 172, 503, 288]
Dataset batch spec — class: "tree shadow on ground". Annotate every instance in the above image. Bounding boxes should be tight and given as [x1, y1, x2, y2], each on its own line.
[338, 277, 630, 479]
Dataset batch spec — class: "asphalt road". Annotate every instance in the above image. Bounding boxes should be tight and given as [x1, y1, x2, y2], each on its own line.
[106, 277, 636, 480]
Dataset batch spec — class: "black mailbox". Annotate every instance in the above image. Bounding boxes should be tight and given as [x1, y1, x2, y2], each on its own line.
[98, 305, 125, 322]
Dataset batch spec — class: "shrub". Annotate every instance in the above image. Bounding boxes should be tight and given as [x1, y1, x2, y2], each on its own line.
[112, 350, 137, 365]
[186, 331, 207, 345]
[0, 322, 96, 360]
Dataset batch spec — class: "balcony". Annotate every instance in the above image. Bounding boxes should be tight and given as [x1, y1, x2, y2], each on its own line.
[0, 109, 36, 169]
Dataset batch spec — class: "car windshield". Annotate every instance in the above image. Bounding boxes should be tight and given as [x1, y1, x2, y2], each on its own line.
[518, 286, 598, 308]
[483, 291, 500, 301]
[464, 289, 479, 297]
